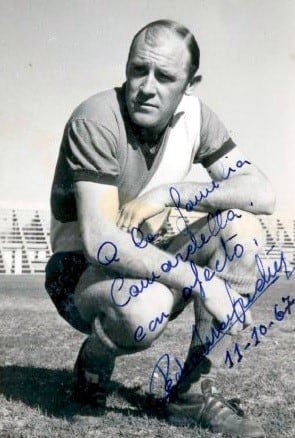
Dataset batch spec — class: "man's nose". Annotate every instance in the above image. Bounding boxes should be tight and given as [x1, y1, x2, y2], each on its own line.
[139, 72, 156, 96]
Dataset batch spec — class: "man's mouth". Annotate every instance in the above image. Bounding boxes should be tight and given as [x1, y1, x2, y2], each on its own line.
[135, 101, 158, 108]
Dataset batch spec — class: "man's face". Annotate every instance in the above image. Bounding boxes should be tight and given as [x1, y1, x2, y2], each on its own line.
[125, 31, 191, 135]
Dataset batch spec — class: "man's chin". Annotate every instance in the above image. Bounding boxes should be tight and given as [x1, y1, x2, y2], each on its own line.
[129, 112, 159, 129]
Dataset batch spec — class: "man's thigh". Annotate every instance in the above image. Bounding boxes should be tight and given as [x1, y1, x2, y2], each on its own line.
[163, 208, 263, 296]
[45, 251, 92, 334]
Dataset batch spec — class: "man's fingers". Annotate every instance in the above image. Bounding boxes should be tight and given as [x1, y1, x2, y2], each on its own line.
[117, 199, 163, 232]
[117, 206, 143, 232]
[243, 307, 252, 328]
[117, 207, 132, 231]
[116, 212, 124, 228]
[226, 309, 253, 336]
[117, 210, 127, 229]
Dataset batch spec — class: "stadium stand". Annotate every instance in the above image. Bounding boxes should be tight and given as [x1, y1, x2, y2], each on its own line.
[0, 209, 51, 274]
[0, 209, 294, 274]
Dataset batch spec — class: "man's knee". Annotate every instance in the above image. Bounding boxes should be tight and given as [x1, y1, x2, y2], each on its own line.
[209, 210, 264, 294]
[218, 209, 264, 251]
[74, 265, 114, 322]
[75, 268, 174, 350]
[100, 281, 173, 349]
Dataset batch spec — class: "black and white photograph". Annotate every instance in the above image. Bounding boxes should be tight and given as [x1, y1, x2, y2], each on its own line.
[0, 1, 294, 437]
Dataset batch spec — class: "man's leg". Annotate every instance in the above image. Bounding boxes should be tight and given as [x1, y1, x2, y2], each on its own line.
[166, 209, 263, 386]
[163, 209, 265, 437]
[73, 264, 175, 406]
[72, 209, 265, 436]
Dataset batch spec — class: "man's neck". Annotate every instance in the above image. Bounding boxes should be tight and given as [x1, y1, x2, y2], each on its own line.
[140, 129, 165, 146]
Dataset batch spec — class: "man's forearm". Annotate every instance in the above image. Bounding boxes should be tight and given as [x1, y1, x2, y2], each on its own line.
[82, 218, 225, 303]
[85, 221, 194, 289]
[163, 174, 275, 215]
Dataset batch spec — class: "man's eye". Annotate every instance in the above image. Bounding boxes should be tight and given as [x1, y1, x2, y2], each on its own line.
[157, 72, 174, 82]
[131, 66, 146, 76]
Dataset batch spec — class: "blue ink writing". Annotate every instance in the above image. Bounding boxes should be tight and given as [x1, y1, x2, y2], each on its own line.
[193, 249, 294, 356]
[171, 158, 251, 213]
[130, 226, 161, 249]
[149, 353, 184, 401]
[185, 180, 220, 212]
[224, 295, 294, 369]
[274, 295, 295, 321]
[159, 204, 242, 274]
[111, 209, 242, 307]
[97, 241, 120, 266]
[111, 271, 161, 307]
[134, 311, 170, 342]
[183, 234, 244, 301]
[222, 159, 251, 180]
[102, 157, 249, 305]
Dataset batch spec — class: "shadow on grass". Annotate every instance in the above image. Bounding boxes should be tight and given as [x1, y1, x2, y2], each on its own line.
[0, 365, 159, 420]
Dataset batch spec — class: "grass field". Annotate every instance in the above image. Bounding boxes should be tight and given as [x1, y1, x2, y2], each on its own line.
[0, 274, 294, 437]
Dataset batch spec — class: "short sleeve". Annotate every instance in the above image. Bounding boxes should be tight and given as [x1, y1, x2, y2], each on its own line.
[65, 118, 120, 185]
[194, 101, 236, 167]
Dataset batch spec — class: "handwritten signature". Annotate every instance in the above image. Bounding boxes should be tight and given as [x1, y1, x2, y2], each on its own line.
[149, 248, 294, 401]
[224, 295, 294, 369]
[149, 353, 184, 402]
[192, 246, 295, 355]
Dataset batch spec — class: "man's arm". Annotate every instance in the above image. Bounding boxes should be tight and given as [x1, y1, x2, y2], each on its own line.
[117, 147, 275, 231]
[167, 146, 275, 214]
[75, 180, 191, 283]
[74, 179, 251, 332]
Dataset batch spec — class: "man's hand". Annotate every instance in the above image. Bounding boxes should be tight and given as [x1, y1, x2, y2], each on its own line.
[203, 287, 252, 336]
[117, 188, 167, 232]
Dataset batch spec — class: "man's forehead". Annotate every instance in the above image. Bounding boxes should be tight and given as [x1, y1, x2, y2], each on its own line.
[130, 29, 190, 68]
[133, 28, 186, 51]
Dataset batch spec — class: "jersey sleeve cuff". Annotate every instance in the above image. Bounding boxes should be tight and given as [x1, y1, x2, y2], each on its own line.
[72, 169, 120, 186]
[201, 138, 236, 168]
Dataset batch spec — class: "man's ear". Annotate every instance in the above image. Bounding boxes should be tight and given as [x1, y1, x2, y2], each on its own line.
[185, 75, 202, 95]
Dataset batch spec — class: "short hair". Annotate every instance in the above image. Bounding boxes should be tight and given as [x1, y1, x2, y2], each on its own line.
[127, 19, 200, 80]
